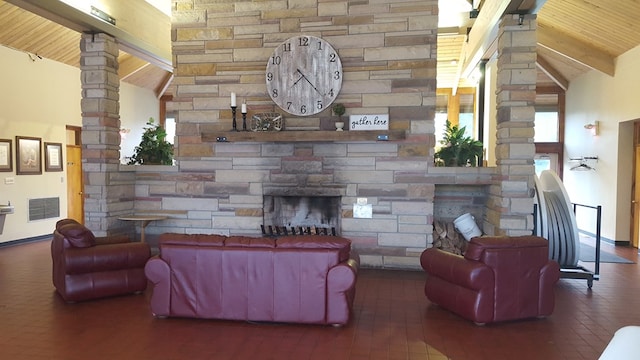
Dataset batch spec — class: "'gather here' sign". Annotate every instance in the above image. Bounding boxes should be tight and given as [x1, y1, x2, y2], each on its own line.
[349, 114, 389, 131]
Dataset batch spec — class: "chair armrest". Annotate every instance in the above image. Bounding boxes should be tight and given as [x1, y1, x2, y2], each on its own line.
[65, 242, 150, 274]
[538, 260, 561, 315]
[326, 257, 359, 325]
[421, 248, 493, 290]
[144, 256, 171, 317]
[95, 234, 132, 245]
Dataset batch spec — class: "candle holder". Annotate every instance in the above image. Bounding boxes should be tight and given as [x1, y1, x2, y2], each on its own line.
[242, 112, 247, 131]
[231, 106, 237, 131]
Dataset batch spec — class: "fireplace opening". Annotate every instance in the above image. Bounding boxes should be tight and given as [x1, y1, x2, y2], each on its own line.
[263, 196, 341, 235]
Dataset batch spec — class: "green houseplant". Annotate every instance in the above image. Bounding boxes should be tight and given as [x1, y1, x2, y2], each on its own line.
[332, 103, 346, 131]
[435, 120, 483, 167]
[127, 118, 174, 165]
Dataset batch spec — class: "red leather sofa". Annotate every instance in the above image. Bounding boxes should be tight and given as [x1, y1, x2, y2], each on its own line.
[144, 233, 359, 326]
[420, 235, 560, 325]
[52, 219, 151, 302]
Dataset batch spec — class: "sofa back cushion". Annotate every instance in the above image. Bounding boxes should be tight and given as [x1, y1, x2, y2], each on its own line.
[276, 235, 351, 262]
[225, 236, 276, 248]
[159, 233, 225, 248]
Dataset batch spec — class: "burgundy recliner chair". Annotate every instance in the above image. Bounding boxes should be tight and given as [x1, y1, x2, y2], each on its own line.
[51, 219, 150, 302]
[420, 235, 560, 325]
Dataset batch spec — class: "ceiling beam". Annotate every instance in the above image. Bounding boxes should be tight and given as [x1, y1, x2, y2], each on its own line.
[505, 0, 546, 14]
[462, 0, 548, 80]
[156, 72, 175, 99]
[537, 21, 615, 77]
[536, 53, 568, 91]
[6, 0, 172, 72]
[461, 0, 511, 79]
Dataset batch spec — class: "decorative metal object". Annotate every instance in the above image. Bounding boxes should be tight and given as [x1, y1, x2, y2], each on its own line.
[251, 113, 283, 131]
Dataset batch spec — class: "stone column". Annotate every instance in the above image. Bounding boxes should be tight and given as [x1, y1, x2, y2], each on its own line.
[486, 14, 537, 236]
[80, 33, 132, 235]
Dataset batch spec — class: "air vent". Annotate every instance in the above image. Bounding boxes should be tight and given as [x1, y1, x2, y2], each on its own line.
[28, 197, 60, 221]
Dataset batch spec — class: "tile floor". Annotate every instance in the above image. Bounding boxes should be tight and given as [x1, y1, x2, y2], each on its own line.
[1, 238, 638, 360]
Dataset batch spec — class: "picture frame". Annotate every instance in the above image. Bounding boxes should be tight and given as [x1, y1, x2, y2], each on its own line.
[44, 142, 63, 172]
[16, 136, 42, 175]
[0, 139, 11, 172]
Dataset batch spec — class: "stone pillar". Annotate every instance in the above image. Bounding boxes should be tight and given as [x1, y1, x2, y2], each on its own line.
[486, 14, 537, 236]
[80, 33, 131, 235]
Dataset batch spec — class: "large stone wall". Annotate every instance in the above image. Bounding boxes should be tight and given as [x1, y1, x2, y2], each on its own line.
[114, 1, 537, 269]
[163, 0, 438, 268]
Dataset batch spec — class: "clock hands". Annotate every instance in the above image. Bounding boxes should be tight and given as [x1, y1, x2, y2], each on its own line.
[293, 69, 323, 95]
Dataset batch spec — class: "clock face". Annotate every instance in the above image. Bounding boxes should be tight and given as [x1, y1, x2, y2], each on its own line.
[266, 35, 343, 116]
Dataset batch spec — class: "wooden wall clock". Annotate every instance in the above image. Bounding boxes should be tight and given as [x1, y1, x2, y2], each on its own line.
[266, 35, 343, 117]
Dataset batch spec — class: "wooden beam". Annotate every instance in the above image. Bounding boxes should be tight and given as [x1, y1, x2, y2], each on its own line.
[155, 72, 174, 99]
[119, 54, 150, 80]
[536, 53, 569, 91]
[461, 0, 511, 79]
[506, 0, 546, 14]
[537, 21, 615, 77]
[462, 0, 548, 81]
[452, 39, 467, 96]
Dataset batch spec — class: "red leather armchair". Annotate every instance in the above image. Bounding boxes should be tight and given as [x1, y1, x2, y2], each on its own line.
[420, 236, 560, 325]
[52, 219, 150, 302]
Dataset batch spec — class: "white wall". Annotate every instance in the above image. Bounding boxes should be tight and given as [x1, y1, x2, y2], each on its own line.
[0, 45, 158, 243]
[565, 44, 640, 242]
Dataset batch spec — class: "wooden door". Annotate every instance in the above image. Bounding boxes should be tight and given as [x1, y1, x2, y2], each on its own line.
[66, 145, 84, 223]
[632, 122, 640, 248]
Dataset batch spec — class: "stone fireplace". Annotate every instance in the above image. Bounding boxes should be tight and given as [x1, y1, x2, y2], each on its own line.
[263, 196, 341, 235]
[263, 185, 345, 236]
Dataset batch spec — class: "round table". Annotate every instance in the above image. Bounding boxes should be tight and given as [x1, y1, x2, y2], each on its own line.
[118, 215, 168, 243]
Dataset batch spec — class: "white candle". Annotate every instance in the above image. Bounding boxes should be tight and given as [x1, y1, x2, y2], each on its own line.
[241, 102, 247, 113]
[230, 92, 236, 107]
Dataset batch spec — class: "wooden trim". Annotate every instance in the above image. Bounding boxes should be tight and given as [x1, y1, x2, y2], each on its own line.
[202, 130, 406, 143]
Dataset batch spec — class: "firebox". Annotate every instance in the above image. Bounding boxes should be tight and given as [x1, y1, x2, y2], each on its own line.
[263, 195, 341, 235]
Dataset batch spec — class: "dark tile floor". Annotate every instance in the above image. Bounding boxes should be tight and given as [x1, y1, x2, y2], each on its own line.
[1, 238, 638, 359]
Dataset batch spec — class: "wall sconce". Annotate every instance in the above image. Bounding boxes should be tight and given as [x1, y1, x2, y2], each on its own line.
[584, 121, 599, 136]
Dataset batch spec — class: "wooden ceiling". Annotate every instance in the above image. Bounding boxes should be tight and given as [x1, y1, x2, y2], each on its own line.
[438, 0, 640, 91]
[0, 0, 172, 98]
[2, 0, 640, 95]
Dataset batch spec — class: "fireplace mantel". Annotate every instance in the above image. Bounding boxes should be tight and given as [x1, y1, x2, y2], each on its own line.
[201, 130, 406, 143]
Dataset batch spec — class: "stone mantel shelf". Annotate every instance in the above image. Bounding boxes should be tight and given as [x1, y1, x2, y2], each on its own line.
[201, 130, 406, 143]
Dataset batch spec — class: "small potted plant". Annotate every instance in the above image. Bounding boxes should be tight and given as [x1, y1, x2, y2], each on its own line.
[127, 117, 174, 165]
[435, 120, 483, 167]
[332, 103, 346, 131]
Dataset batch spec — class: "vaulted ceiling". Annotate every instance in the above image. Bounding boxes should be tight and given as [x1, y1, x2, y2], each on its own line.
[2, 0, 640, 96]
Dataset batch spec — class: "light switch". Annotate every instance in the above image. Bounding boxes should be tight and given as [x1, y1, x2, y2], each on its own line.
[4, 177, 15, 185]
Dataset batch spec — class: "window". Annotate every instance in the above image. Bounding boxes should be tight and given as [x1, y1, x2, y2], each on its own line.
[534, 89, 565, 177]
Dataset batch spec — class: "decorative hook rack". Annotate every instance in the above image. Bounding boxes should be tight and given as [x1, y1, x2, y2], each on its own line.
[569, 156, 598, 171]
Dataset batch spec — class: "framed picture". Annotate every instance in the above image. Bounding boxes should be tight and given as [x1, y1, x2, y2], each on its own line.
[16, 136, 42, 175]
[0, 139, 11, 172]
[44, 142, 63, 172]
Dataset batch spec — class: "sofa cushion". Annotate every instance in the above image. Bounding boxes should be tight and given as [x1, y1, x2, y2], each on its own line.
[159, 233, 225, 247]
[225, 236, 276, 248]
[276, 235, 351, 262]
[58, 223, 96, 248]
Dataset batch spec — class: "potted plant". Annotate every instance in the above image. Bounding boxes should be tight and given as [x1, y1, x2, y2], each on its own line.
[435, 120, 483, 167]
[127, 117, 174, 165]
[332, 103, 346, 131]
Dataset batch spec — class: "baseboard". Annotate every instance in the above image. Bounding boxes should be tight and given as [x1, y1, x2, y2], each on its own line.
[0, 235, 50, 248]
